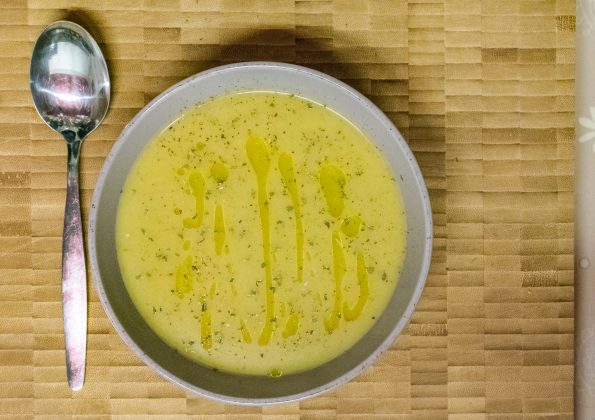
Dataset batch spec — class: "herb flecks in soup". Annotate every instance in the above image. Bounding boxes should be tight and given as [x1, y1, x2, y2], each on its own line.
[117, 92, 406, 376]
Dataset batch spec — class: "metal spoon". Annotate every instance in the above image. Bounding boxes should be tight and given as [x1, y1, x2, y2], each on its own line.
[29, 21, 110, 391]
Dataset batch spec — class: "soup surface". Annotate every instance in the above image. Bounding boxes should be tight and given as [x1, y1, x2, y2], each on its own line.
[116, 92, 406, 376]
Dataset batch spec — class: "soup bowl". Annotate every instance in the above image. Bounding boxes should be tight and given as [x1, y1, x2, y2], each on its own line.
[89, 62, 432, 404]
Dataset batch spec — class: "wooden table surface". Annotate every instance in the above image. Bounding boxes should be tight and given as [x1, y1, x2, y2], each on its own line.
[0, 1, 575, 418]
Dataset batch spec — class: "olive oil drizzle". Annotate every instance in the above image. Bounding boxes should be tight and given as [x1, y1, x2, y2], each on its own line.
[341, 214, 362, 238]
[210, 162, 229, 255]
[320, 165, 371, 330]
[213, 203, 225, 255]
[278, 152, 304, 283]
[246, 135, 275, 345]
[319, 165, 346, 218]
[183, 171, 206, 229]
[343, 253, 370, 321]
[240, 319, 252, 344]
[283, 313, 300, 338]
[320, 165, 348, 333]
[324, 230, 346, 333]
[175, 255, 193, 297]
[210, 161, 229, 184]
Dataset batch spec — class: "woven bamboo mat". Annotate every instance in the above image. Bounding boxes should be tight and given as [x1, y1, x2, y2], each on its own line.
[0, 0, 575, 418]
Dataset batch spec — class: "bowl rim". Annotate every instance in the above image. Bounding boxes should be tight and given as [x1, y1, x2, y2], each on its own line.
[88, 61, 433, 405]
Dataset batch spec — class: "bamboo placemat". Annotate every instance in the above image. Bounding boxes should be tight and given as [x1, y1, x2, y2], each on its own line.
[0, 0, 575, 418]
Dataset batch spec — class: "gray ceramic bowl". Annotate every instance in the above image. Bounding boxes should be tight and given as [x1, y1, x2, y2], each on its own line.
[89, 62, 432, 404]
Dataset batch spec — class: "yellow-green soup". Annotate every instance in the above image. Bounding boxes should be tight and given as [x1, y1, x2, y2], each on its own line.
[117, 92, 406, 376]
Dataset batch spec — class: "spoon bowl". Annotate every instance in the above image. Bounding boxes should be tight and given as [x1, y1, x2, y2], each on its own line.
[29, 20, 110, 391]
[30, 20, 109, 141]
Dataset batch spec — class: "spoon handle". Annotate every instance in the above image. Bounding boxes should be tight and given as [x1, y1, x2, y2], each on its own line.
[62, 140, 87, 391]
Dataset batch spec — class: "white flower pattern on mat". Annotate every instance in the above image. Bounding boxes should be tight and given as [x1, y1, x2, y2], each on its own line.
[577, 324, 595, 396]
[579, 107, 595, 152]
